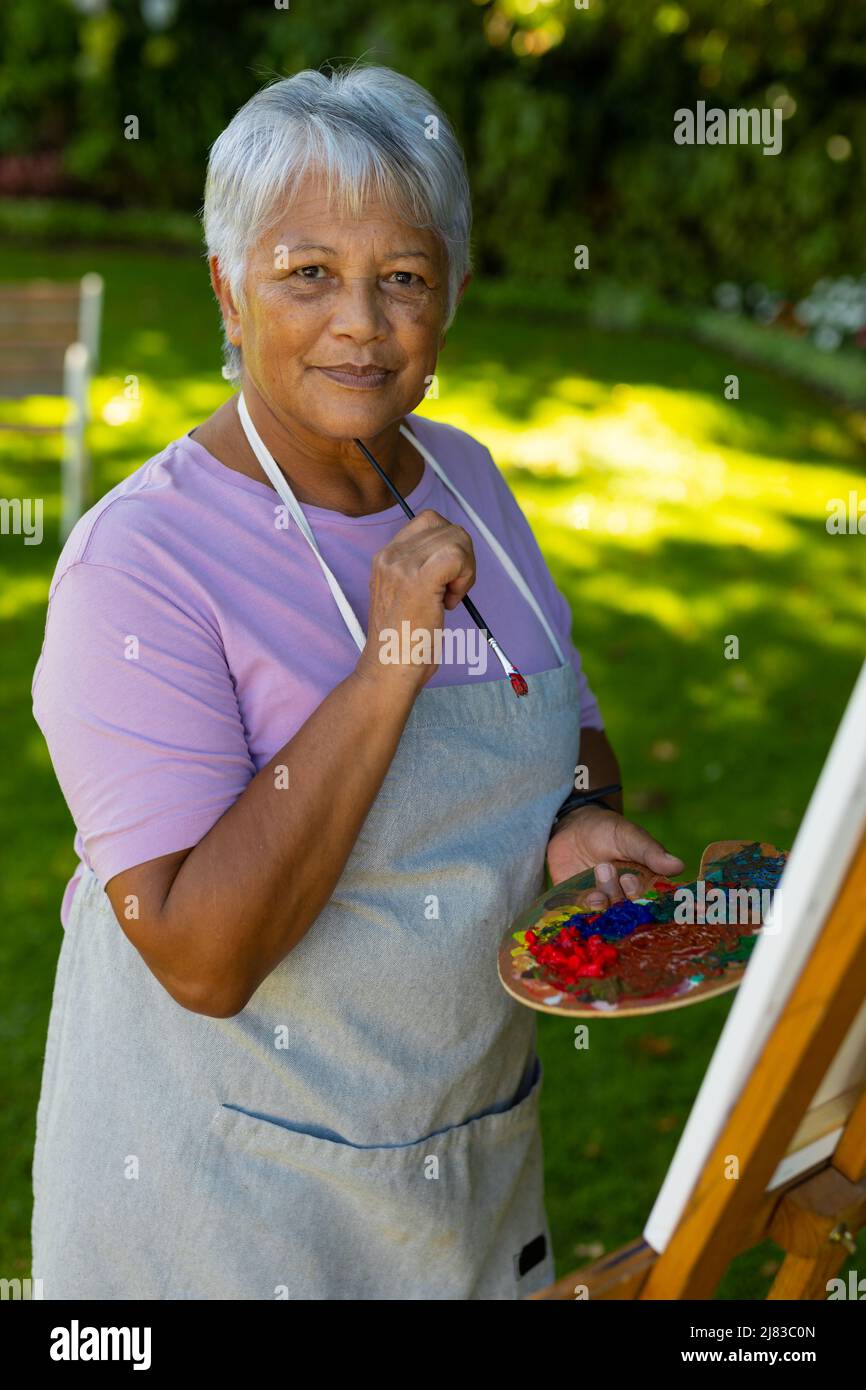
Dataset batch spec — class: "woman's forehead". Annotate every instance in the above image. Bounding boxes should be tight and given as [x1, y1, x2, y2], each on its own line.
[255, 185, 442, 260]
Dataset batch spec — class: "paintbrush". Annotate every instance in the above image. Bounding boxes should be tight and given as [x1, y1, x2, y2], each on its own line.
[353, 436, 528, 697]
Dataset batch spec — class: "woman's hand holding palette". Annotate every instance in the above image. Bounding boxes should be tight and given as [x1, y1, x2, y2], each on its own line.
[498, 840, 788, 1017]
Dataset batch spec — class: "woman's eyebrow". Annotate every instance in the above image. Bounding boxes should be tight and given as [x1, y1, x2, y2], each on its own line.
[288, 242, 339, 255]
[285, 243, 430, 261]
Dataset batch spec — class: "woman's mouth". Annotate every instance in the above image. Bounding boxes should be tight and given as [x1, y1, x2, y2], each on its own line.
[315, 363, 394, 390]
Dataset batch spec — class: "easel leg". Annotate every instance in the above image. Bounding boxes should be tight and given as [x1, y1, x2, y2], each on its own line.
[767, 1244, 850, 1300]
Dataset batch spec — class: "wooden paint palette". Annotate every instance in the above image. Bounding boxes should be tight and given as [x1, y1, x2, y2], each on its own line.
[498, 840, 788, 1018]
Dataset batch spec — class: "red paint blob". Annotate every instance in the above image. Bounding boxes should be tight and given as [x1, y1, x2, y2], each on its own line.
[525, 926, 619, 984]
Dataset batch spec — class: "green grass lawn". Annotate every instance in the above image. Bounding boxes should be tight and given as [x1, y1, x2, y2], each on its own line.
[1, 244, 864, 1297]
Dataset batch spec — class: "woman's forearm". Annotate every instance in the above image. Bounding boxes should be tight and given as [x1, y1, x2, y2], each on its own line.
[115, 665, 417, 1016]
[575, 728, 624, 813]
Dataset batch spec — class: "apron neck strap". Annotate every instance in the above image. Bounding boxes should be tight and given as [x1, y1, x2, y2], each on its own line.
[237, 392, 367, 653]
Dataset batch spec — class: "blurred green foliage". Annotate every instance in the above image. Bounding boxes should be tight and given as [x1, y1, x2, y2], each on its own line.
[0, 0, 863, 301]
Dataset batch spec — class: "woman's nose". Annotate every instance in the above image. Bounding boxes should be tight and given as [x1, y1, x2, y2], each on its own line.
[328, 275, 388, 341]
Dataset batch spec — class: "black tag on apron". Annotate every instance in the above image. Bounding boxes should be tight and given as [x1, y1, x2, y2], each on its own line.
[515, 1233, 547, 1279]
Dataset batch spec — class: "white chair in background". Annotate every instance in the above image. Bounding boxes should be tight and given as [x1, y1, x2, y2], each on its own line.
[0, 273, 104, 541]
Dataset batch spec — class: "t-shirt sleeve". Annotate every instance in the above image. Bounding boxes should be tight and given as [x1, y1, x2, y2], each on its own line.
[477, 445, 605, 732]
[32, 560, 256, 886]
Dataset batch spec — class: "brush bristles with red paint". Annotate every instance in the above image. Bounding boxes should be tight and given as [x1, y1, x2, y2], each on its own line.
[353, 436, 529, 699]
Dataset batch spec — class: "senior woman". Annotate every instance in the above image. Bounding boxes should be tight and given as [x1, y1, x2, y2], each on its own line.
[30, 65, 683, 1301]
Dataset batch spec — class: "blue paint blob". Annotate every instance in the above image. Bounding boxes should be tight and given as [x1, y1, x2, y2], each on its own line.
[564, 899, 656, 940]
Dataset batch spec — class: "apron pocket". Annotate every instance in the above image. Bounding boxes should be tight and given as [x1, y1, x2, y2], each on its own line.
[162, 1059, 553, 1301]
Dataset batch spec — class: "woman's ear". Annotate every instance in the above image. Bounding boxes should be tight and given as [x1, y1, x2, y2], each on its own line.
[455, 270, 472, 310]
[209, 255, 242, 351]
[441, 270, 472, 349]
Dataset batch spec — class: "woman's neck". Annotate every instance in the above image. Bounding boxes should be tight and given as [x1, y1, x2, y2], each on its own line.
[190, 392, 424, 517]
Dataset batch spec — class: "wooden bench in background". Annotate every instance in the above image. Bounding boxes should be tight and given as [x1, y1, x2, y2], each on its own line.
[0, 274, 103, 541]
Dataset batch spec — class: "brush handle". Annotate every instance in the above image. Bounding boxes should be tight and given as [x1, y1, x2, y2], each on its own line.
[459, 593, 493, 640]
[353, 437, 415, 520]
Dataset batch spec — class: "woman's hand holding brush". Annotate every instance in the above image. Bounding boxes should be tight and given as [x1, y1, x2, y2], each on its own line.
[355, 509, 477, 695]
[354, 436, 528, 696]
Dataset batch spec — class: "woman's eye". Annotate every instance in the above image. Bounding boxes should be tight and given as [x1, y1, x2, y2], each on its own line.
[287, 266, 425, 289]
[386, 271, 424, 290]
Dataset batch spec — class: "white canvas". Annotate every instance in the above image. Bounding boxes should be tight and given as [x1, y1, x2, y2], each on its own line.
[643, 659, 866, 1253]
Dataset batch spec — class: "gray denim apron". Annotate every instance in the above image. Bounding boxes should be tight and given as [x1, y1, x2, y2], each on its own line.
[31, 416, 581, 1300]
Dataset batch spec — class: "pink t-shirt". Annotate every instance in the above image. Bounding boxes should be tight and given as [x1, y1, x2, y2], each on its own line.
[32, 412, 604, 927]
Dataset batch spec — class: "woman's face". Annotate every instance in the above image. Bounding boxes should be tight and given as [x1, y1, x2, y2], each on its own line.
[216, 173, 458, 444]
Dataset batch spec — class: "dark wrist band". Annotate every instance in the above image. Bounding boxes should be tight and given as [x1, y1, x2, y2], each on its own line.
[550, 783, 622, 833]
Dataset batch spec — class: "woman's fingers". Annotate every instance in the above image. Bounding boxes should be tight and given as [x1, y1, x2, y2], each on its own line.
[387, 512, 476, 606]
[596, 822, 684, 905]
[587, 861, 663, 909]
[593, 862, 625, 903]
[582, 867, 648, 912]
[363, 510, 478, 692]
[617, 820, 685, 877]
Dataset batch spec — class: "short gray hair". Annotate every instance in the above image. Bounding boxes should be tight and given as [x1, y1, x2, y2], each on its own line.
[202, 64, 473, 384]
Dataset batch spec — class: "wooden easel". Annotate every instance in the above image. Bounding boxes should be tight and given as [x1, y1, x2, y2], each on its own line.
[531, 823, 866, 1301]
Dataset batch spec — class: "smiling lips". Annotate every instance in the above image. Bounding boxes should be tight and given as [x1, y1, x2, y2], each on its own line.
[315, 363, 394, 389]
